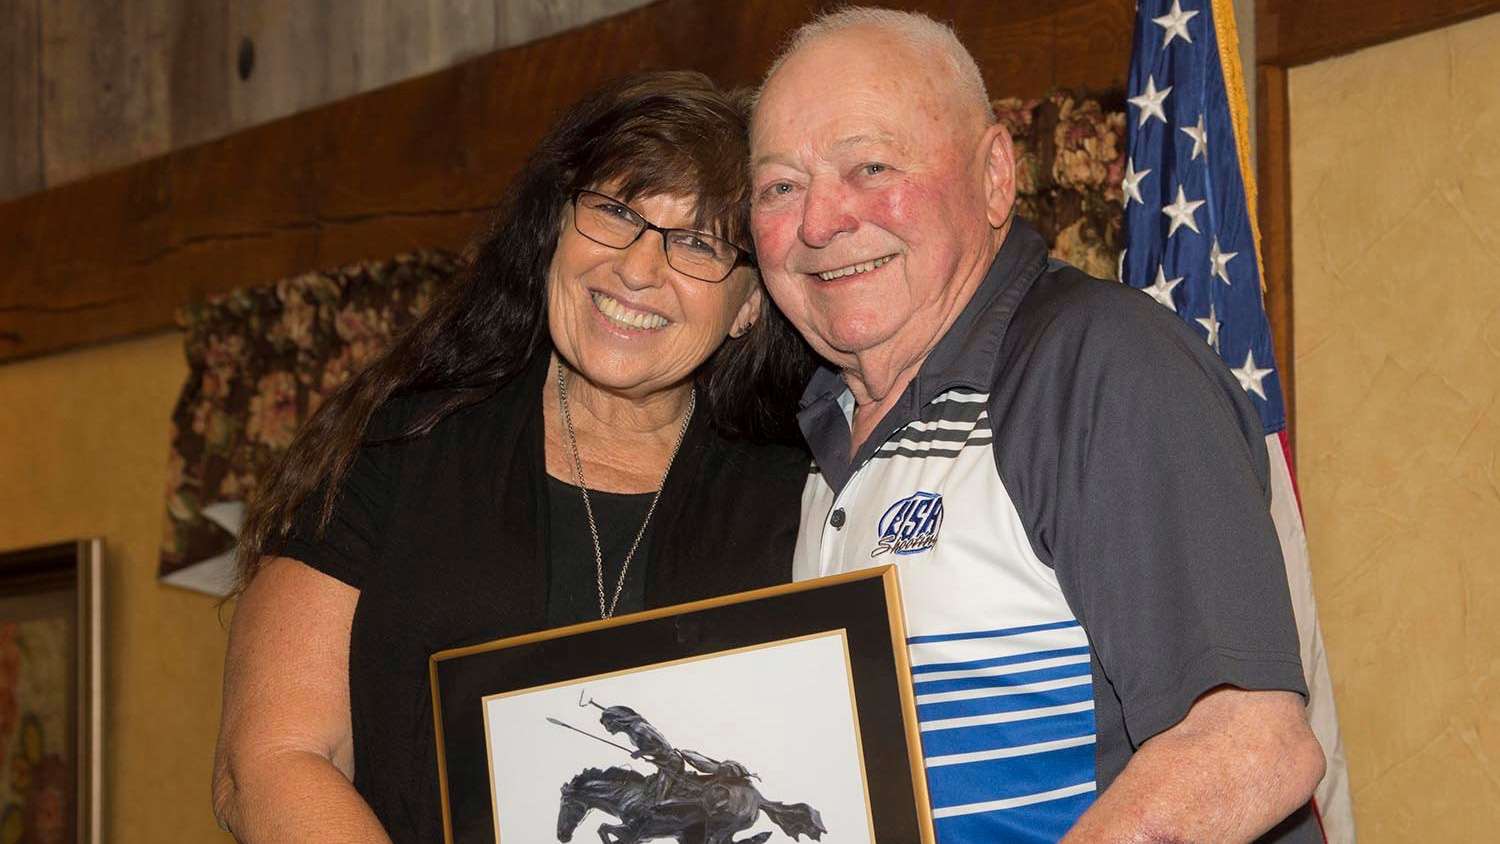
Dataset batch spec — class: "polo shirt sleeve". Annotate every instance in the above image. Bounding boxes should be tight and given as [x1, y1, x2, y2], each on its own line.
[276, 400, 409, 590]
[1001, 284, 1308, 749]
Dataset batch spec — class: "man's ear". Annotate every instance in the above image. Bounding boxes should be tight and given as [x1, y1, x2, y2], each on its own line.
[730, 285, 765, 338]
[980, 123, 1018, 228]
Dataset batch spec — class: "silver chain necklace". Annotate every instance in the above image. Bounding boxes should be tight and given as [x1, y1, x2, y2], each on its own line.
[556, 360, 695, 619]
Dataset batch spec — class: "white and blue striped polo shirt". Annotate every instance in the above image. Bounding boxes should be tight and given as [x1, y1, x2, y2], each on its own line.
[792, 222, 1315, 843]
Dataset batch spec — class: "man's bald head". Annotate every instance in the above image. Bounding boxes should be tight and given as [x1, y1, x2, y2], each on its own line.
[747, 7, 1018, 397]
[759, 7, 994, 135]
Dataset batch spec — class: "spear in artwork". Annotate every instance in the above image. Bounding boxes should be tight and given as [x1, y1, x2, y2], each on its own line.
[545, 717, 636, 755]
[553, 691, 730, 781]
[569, 690, 728, 770]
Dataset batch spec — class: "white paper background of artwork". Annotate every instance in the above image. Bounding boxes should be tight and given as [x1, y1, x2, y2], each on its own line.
[483, 629, 873, 843]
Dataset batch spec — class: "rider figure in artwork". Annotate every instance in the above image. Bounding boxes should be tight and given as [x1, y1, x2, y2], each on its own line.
[560, 703, 827, 843]
[597, 705, 719, 806]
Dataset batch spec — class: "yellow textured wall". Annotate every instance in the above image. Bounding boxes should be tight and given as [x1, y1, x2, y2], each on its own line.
[0, 333, 231, 842]
[1290, 13, 1500, 840]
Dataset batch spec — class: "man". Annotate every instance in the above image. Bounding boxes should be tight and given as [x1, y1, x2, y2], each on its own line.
[749, 8, 1325, 843]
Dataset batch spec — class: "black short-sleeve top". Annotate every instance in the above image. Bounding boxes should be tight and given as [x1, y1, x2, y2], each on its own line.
[279, 352, 808, 842]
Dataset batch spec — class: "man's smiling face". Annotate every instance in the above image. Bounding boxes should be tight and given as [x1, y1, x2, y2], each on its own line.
[750, 27, 1008, 375]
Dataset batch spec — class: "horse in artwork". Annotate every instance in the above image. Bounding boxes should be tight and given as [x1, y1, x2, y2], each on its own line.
[556, 764, 824, 844]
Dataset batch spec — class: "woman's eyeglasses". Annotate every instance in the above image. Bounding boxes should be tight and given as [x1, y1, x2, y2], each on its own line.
[571, 190, 753, 283]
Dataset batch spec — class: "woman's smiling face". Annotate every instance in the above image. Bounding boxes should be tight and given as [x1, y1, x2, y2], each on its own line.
[546, 187, 762, 400]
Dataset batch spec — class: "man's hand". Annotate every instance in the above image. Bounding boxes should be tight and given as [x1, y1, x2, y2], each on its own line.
[1061, 687, 1324, 843]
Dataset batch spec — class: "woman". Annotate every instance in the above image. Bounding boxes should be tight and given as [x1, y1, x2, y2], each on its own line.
[211, 72, 812, 842]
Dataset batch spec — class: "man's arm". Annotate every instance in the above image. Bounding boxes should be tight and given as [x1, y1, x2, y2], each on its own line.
[1004, 292, 1324, 839]
[1061, 687, 1324, 843]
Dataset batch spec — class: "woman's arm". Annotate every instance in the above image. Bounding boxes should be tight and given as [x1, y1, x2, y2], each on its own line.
[212, 557, 392, 843]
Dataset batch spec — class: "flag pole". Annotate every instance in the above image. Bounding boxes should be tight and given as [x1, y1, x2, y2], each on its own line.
[1208, 0, 1268, 295]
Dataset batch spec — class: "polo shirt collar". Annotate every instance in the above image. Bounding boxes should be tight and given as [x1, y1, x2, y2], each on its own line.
[796, 220, 1051, 491]
[914, 218, 1050, 400]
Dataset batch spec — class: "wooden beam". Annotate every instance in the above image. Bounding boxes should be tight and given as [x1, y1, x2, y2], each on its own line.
[1257, 64, 1295, 448]
[1257, 0, 1500, 67]
[0, 0, 1133, 364]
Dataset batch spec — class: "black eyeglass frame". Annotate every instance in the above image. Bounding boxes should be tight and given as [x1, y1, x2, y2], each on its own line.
[569, 189, 755, 283]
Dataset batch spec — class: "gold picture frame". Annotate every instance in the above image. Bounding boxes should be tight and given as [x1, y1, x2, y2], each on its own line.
[430, 565, 933, 844]
[0, 539, 103, 843]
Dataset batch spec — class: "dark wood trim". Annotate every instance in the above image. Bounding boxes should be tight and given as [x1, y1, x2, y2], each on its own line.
[1257, 0, 1500, 68]
[0, 0, 1134, 364]
[1256, 64, 1295, 446]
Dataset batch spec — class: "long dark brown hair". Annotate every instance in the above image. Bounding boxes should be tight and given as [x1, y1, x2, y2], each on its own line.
[236, 71, 812, 590]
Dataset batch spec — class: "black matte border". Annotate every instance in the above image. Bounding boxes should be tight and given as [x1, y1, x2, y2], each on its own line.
[433, 571, 921, 843]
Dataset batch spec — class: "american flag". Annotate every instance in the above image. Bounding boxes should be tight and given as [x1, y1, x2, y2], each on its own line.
[1121, 1, 1354, 840]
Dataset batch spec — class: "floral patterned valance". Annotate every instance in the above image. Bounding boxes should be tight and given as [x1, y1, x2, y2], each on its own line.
[996, 92, 1126, 280]
[158, 92, 1126, 595]
[159, 252, 458, 591]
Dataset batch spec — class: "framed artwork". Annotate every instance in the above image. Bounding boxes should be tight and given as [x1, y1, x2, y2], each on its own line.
[0, 540, 103, 844]
[430, 566, 934, 844]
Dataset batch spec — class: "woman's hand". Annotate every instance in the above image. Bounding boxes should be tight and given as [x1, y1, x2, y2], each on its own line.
[212, 557, 391, 842]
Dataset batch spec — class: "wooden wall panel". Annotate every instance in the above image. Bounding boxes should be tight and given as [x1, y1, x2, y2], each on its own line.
[624, 0, 1135, 96]
[0, 0, 43, 198]
[496, 0, 652, 47]
[0, 0, 1135, 363]
[1024, 0, 1134, 95]
[0, 0, 653, 204]
[355, 1, 498, 89]
[38, 0, 172, 187]
[1257, 0, 1500, 67]
[165, 0, 231, 150]
[226, 3, 365, 129]
[225, 2, 502, 128]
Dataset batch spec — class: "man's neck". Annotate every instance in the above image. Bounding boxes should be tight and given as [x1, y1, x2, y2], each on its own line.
[840, 228, 1007, 456]
[842, 347, 929, 456]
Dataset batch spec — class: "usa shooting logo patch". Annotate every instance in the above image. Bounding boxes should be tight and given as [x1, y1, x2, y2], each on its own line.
[873, 491, 944, 557]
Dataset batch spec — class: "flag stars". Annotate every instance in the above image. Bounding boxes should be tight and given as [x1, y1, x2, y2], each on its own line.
[1209, 238, 1238, 284]
[1161, 185, 1205, 237]
[1196, 304, 1221, 351]
[1129, 76, 1172, 127]
[1143, 266, 1183, 312]
[1153, 0, 1199, 48]
[1181, 114, 1208, 160]
[1122, 159, 1150, 207]
[1232, 350, 1274, 400]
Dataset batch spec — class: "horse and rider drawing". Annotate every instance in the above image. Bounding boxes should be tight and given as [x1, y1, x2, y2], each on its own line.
[552, 694, 827, 844]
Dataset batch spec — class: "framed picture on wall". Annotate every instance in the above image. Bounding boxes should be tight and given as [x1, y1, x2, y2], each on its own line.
[430, 565, 934, 844]
[0, 540, 103, 843]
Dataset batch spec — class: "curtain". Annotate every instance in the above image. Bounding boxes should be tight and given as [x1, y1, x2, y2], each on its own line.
[997, 92, 1127, 280]
[159, 252, 457, 593]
